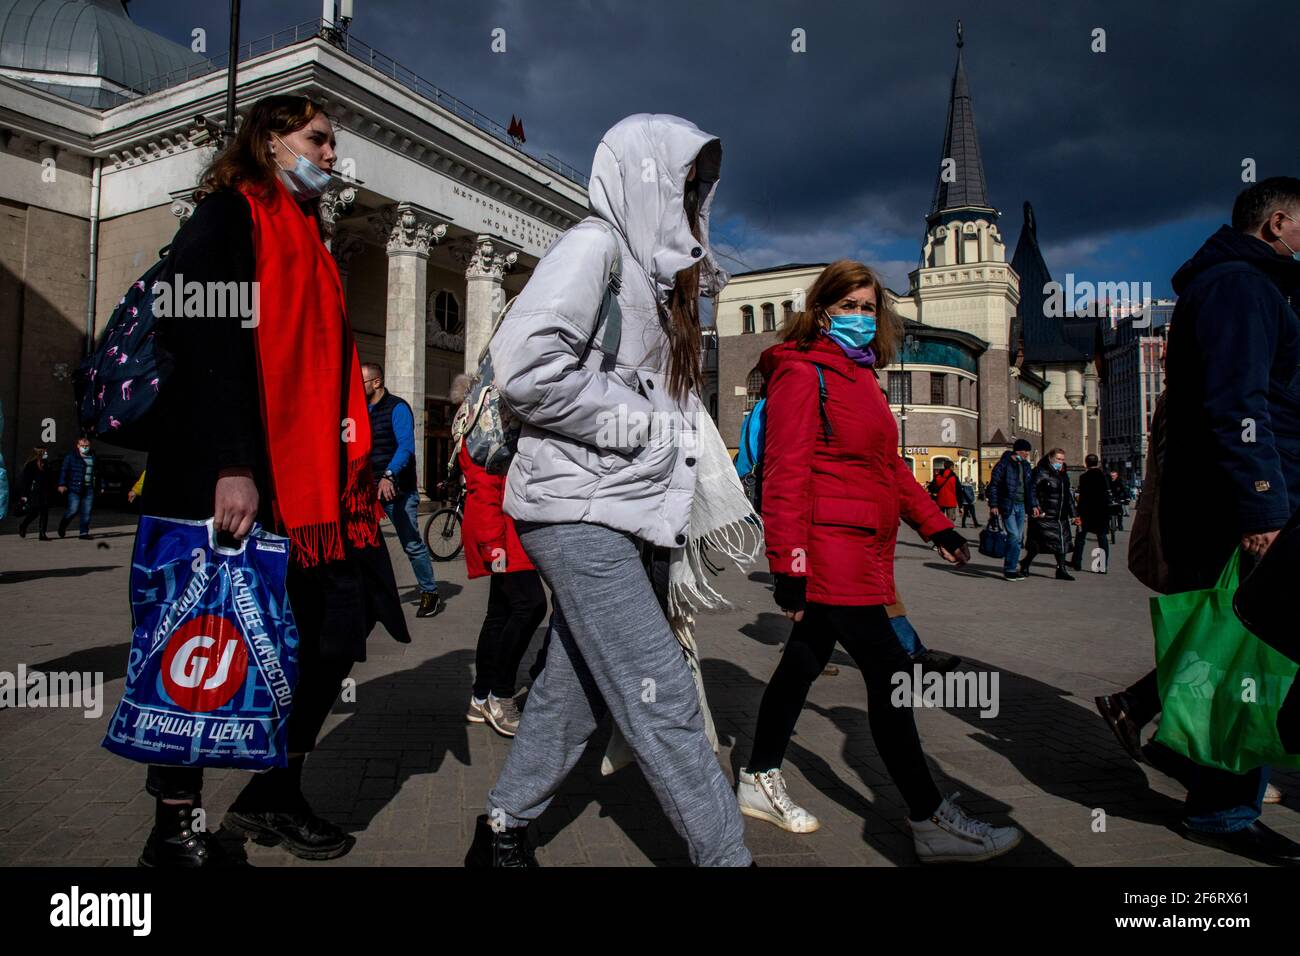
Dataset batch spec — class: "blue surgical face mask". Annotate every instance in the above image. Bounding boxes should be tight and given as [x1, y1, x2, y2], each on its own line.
[1050, 461, 1063, 471]
[824, 311, 877, 350]
[1280, 214, 1300, 262]
[273, 134, 332, 200]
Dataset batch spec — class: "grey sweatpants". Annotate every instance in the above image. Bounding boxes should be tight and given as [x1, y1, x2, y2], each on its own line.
[487, 520, 751, 867]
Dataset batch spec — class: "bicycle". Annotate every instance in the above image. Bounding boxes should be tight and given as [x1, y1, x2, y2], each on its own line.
[423, 482, 465, 561]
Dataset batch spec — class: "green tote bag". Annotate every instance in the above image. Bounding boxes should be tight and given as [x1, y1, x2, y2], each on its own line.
[1152, 549, 1300, 774]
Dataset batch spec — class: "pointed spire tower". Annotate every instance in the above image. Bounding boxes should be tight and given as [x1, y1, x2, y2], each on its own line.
[927, 20, 996, 226]
[909, 21, 1021, 472]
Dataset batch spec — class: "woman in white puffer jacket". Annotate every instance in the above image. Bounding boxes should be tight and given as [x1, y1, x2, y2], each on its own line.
[465, 113, 752, 867]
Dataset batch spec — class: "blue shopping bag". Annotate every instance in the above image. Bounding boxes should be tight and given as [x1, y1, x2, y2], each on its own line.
[102, 516, 300, 770]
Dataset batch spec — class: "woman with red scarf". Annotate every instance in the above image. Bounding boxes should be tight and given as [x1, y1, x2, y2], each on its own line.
[137, 95, 409, 867]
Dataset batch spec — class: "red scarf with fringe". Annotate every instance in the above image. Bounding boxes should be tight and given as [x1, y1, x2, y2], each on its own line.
[241, 179, 382, 567]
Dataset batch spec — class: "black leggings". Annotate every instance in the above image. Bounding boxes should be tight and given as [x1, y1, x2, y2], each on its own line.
[19, 502, 49, 535]
[746, 602, 943, 821]
[473, 570, 548, 699]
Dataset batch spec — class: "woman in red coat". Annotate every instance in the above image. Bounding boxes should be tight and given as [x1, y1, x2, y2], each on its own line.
[457, 438, 549, 738]
[735, 260, 1022, 863]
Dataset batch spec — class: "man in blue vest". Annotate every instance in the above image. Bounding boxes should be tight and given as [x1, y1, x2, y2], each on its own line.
[363, 363, 444, 618]
[57, 437, 100, 539]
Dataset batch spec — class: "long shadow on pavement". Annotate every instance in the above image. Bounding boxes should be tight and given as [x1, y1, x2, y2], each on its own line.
[707, 657, 1070, 866]
[0, 565, 119, 584]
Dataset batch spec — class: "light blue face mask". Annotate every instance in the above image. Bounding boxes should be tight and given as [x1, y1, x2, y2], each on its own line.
[1050, 461, 1063, 471]
[825, 312, 877, 350]
[273, 134, 332, 200]
[1280, 213, 1300, 262]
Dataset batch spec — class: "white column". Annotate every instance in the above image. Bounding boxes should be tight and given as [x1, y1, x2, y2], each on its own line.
[463, 235, 517, 374]
[380, 203, 446, 493]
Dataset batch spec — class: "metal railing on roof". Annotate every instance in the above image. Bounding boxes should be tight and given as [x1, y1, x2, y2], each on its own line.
[107, 18, 589, 188]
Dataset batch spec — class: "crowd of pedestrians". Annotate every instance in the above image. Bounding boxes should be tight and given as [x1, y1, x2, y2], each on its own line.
[6, 93, 1297, 869]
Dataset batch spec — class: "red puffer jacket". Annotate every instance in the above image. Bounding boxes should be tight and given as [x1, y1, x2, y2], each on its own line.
[458, 443, 535, 579]
[759, 336, 952, 605]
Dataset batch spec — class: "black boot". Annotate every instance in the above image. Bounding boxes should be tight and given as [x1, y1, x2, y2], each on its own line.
[225, 758, 354, 861]
[416, 590, 445, 618]
[57, 518, 69, 538]
[17, 523, 26, 538]
[464, 813, 538, 867]
[139, 800, 226, 867]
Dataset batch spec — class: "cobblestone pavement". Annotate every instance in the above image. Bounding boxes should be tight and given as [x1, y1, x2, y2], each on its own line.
[0, 507, 1293, 866]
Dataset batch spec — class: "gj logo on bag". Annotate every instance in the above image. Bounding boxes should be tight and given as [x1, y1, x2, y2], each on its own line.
[102, 516, 300, 770]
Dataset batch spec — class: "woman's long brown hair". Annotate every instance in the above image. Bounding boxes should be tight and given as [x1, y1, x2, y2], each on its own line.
[782, 259, 902, 367]
[196, 94, 327, 220]
[663, 177, 705, 402]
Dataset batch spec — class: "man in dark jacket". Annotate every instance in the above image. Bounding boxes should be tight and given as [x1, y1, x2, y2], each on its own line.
[1096, 177, 1300, 866]
[363, 363, 443, 618]
[1070, 454, 1112, 572]
[56, 437, 99, 539]
[987, 439, 1040, 580]
[1108, 468, 1131, 531]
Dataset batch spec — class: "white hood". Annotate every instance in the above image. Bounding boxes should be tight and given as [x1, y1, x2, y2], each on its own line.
[587, 113, 728, 302]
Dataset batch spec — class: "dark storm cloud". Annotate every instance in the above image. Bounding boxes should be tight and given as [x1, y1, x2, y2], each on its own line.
[135, 0, 1297, 269]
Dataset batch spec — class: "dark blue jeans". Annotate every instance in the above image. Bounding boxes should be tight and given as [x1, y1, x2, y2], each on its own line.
[60, 490, 94, 535]
[382, 489, 437, 593]
[1001, 502, 1026, 574]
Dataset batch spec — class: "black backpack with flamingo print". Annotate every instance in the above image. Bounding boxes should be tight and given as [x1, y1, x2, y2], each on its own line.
[73, 246, 175, 450]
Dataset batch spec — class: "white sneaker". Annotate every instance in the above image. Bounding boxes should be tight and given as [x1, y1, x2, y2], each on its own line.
[908, 793, 1022, 863]
[736, 768, 820, 833]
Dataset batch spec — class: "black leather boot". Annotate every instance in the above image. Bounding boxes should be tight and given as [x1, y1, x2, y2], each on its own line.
[139, 800, 224, 867]
[464, 813, 538, 867]
[226, 765, 354, 862]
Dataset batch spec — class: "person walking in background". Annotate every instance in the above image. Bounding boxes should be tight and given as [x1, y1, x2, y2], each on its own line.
[958, 478, 979, 528]
[17, 447, 52, 540]
[987, 438, 1039, 581]
[458, 427, 549, 738]
[1070, 454, 1111, 573]
[1108, 467, 1131, 532]
[363, 362, 444, 619]
[57, 437, 99, 540]
[929, 459, 960, 521]
[1020, 448, 1076, 580]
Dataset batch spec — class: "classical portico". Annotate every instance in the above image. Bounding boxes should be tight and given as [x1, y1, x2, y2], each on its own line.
[0, 9, 590, 490]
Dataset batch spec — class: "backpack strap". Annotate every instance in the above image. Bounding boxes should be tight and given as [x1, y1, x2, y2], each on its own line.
[579, 218, 623, 372]
[815, 366, 833, 442]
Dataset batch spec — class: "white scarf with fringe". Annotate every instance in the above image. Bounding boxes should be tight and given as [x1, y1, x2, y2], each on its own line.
[665, 408, 764, 619]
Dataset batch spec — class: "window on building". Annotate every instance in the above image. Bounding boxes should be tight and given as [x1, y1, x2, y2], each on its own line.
[888, 371, 912, 405]
[741, 305, 755, 334]
[930, 373, 949, 406]
[782, 300, 794, 323]
[745, 368, 765, 412]
[431, 289, 461, 334]
[761, 302, 776, 331]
